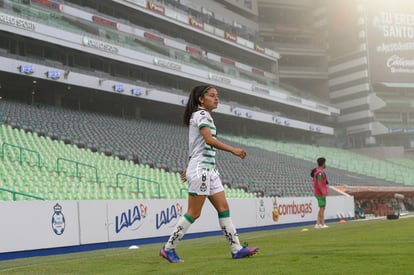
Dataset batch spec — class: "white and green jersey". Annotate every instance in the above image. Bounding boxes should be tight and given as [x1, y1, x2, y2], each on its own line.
[188, 109, 217, 170]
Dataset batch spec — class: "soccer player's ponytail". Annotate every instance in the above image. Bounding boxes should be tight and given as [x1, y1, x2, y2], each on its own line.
[183, 85, 212, 125]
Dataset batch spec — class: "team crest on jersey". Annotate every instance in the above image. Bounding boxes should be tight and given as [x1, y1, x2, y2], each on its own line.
[200, 110, 205, 116]
[200, 171, 208, 192]
[200, 182, 207, 192]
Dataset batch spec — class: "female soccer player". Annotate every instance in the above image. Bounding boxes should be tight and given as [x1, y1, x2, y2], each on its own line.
[160, 85, 259, 263]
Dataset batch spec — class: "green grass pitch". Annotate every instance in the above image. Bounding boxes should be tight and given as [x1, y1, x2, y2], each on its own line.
[1, 217, 413, 274]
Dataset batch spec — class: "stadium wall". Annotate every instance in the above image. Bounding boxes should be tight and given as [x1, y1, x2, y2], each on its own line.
[0, 196, 354, 259]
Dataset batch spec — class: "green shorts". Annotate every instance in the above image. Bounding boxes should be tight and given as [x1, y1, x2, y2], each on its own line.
[315, 195, 326, 207]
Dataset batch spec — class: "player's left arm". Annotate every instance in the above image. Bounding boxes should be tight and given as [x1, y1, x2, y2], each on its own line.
[199, 126, 246, 159]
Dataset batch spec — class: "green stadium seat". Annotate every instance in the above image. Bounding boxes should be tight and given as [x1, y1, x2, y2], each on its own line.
[2, 99, 412, 203]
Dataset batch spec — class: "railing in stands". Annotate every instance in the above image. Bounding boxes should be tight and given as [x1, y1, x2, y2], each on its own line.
[56, 157, 99, 182]
[115, 173, 163, 198]
[180, 188, 188, 199]
[0, 187, 45, 201]
[1, 142, 41, 167]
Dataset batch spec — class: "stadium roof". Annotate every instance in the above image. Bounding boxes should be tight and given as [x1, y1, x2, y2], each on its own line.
[378, 82, 414, 88]
[333, 186, 414, 200]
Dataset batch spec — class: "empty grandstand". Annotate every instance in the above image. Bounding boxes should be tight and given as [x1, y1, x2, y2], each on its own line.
[0, 0, 414, 206]
[1, 98, 413, 201]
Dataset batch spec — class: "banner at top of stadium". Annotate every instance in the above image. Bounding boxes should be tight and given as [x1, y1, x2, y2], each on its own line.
[367, 0, 414, 84]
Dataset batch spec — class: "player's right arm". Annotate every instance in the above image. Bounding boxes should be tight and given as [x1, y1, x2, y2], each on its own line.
[199, 126, 246, 159]
[180, 169, 187, 182]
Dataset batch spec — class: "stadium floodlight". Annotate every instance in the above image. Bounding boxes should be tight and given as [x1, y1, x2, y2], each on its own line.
[131, 88, 143, 96]
[19, 65, 34, 74]
[113, 84, 124, 93]
[46, 71, 61, 80]
[233, 109, 242, 116]
[274, 117, 282, 124]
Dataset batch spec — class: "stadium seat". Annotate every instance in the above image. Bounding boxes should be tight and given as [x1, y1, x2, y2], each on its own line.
[0, 100, 411, 202]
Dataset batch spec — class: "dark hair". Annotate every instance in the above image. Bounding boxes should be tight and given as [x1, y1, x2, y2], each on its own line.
[317, 157, 326, 167]
[183, 85, 213, 125]
[310, 168, 316, 178]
